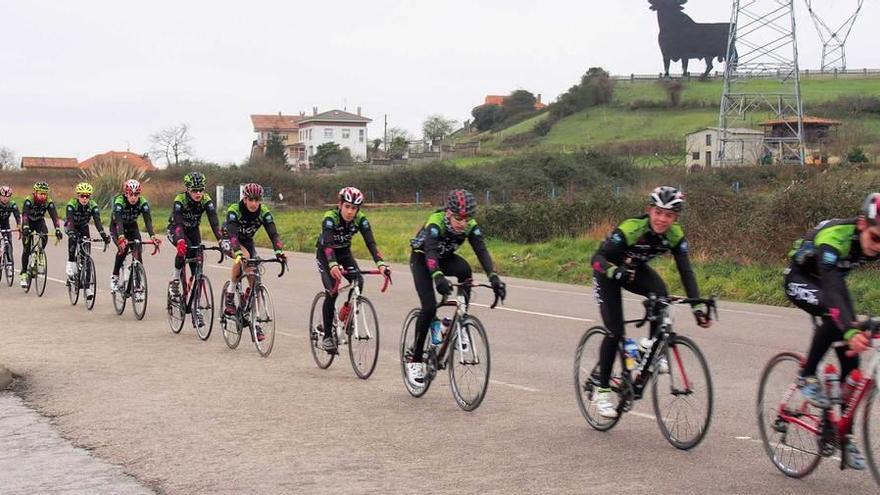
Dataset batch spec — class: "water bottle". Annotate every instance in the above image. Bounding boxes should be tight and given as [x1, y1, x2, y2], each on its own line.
[431, 317, 451, 345]
[338, 301, 351, 324]
[823, 363, 840, 404]
[843, 369, 863, 402]
[624, 338, 640, 371]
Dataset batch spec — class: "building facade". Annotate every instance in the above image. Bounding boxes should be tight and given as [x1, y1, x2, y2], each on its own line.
[685, 127, 764, 168]
[298, 109, 371, 168]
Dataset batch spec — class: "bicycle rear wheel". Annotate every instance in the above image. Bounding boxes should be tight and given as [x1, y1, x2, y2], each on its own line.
[348, 296, 380, 379]
[195, 277, 214, 340]
[84, 258, 97, 310]
[131, 262, 148, 320]
[112, 260, 127, 315]
[864, 386, 880, 487]
[220, 281, 242, 349]
[574, 326, 624, 431]
[756, 352, 823, 478]
[24, 255, 34, 293]
[308, 291, 336, 369]
[399, 308, 432, 397]
[3, 247, 13, 287]
[35, 250, 47, 297]
[448, 316, 490, 411]
[167, 278, 185, 334]
[651, 335, 713, 450]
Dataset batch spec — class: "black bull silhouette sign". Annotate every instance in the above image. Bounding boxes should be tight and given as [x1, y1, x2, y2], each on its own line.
[649, 0, 736, 78]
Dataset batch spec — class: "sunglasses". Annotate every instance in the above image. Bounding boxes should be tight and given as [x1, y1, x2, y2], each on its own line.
[189, 188, 205, 193]
[245, 196, 262, 202]
[79, 194, 91, 199]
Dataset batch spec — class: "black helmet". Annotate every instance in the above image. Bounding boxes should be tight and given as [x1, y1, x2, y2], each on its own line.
[649, 186, 684, 212]
[446, 189, 476, 218]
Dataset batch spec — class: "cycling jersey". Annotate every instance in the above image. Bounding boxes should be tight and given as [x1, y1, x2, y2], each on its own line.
[225, 201, 282, 253]
[410, 210, 493, 277]
[112, 194, 154, 236]
[168, 191, 220, 237]
[316, 208, 383, 266]
[591, 214, 698, 298]
[21, 194, 60, 227]
[65, 198, 104, 232]
[0, 200, 20, 229]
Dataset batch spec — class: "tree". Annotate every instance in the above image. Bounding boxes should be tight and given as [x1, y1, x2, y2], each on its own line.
[0, 147, 16, 170]
[150, 123, 193, 168]
[370, 138, 382, 152]
[422, 114, 457, 141]
[265, 132, 287, 165]
[312, 142, 353, 169]
[503, 90, 537, 117]
[388, 137, 408, 159]
[471, 104, 505, 132]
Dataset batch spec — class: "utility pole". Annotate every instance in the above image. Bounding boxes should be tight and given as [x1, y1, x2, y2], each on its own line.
[384, 114, 388, 153]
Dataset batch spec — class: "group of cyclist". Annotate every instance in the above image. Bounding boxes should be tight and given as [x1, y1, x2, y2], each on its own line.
[2, 174, 879, 466]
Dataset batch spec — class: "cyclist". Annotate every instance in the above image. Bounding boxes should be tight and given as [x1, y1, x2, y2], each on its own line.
[222, 183, 286, 342]
[590, 186, 711, 418]
[110, 179, 161, 293]
[20, 181, 63, 288]
[64, 183, 110, 298]
[406, 189, 506, 383]
[166, 172, 222, 306]
[0, 185, 21, 263]
[784, 192, 880, 470]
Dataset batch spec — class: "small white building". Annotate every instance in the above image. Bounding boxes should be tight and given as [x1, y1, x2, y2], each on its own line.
[685, 127, 764, 168]
[298, 108, 371, 167]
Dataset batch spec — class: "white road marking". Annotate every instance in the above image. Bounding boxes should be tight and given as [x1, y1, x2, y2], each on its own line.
[629, 411, 657, 421]
[48, 276, 66, 284]
[471, 303, 594, 323]
[490, 380, 539, 393]
[735, 436, 841, 461]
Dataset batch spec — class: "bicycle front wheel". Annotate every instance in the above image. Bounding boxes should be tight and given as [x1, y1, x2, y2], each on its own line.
[220, 281, 242, 349]
[85, 258, 97, 310]
[131, 262, 148, 320]
[35, 250, 47, 297]
[167, 279, 185, 334]
[400, 308, 432, 398]
[195, 277, 214, 340]
[574, 326, 623, 431]
[448, 316, 490, 411]
[864, 386, 880, 487]
[308, 291, 335, 369]
[348, 296, 380, 379]
[4, 248, 14, 287]
[251, 285, 275, 357]
[112, 260, 127, 315]
[651, 335, 713, 450]
[68, 264, 80, 306]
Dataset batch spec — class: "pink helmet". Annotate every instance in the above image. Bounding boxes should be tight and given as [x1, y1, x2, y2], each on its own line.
[123, 179, 142, 195]
[243, 183, 264, 199]
[339, 186, 364, 206]
[0, 185, 11, 198]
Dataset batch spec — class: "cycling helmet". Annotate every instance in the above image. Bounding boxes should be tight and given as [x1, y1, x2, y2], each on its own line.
[338, 186, 364, 206]
[0, 186, 11, 198]
[861, 192, 880, 225]
[184, 172, 206, 191]
[649, 186, 684, 212]
[75, 182, 94, 195]
[123, 179, 142, 195]
[446, 189, 477, 218]
[33, 181, 49, 193]
[243, 183, 264, 200]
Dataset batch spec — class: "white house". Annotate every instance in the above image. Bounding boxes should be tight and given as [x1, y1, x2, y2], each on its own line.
[298, 108, 371, 167]
[685, 127, 764, 168]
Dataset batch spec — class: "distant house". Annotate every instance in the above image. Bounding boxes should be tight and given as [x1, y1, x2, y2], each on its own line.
[298, 108, 371, 169]
[79, 151, 156, 171]
[759, 116, 842, 165]
[483, 94, 546, 110]
[20, 157, 79, 171]
[685, 127, 764, 168]
[249, 113, 304, 167]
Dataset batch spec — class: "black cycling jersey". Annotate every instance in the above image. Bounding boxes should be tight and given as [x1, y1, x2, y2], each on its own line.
[65, 198, 104, 233]
[0, 200, 21, 229]
[168, 191, 221, 238]
[410, 210, 494, 277]
[21, 194, 60, 227]
[316, 208, 383, 266]
[112, 194, 154, 236]
[225, 201, 282, 253]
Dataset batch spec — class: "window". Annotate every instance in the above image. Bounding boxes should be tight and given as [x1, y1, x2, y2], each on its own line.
[358, 129, 365, 143]
[342, 128, 350, 139]
[705, 134, 712, 146]
[308, 129, 312, 140]
[705, 151, 712, 167]
[324, 128, 334, 139]
[692, 152, 700, 160]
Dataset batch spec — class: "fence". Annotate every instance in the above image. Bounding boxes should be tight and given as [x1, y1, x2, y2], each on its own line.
[611, 68, 880, 82]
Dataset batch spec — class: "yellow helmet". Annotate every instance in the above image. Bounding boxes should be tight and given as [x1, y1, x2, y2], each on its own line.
[75, 182, 94, 195]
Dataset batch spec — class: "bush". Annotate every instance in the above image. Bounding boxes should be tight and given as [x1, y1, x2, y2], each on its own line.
[847, 147, 870, 164]
[79, 159, 150, 208]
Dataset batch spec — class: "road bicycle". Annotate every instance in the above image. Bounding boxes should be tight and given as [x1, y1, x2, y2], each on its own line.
[0, 228, 18, 287]
[400, 281, 500, 411]
[757, 318, 880, 486]
[112, 239, 160, 320]
[574, 294, 717, 450]
[22, 230, 51, 297]
[220, 256, 287, 357]
[67, 234, 109, 310]
[309, 269, 391, 378]
[167, 244, 223, 340]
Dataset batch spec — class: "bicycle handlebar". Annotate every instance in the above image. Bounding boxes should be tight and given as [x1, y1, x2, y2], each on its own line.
[634, 294, 718, 328]
[331, 268, 392, 294]
[242, 257, 288, 278]
[188, 245, 225, 264]
[126, 239, 161, 256]
[438, 281, 503, 309]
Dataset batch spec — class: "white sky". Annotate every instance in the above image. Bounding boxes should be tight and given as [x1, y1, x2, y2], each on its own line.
[1, 0, 877, 165]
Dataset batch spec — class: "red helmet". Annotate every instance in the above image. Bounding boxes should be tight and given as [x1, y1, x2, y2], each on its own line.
[243, 183, 264, 200]
[123, 179, 142, 195]
[861, 192, 880, 225]
[339, 186, 364, 206]
[0, 185, 11, 198]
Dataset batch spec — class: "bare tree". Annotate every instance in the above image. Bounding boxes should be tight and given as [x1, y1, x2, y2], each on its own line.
[150, 124, 193, 168]
[422, 114, 457, 141]
[0, 147, 17, 170]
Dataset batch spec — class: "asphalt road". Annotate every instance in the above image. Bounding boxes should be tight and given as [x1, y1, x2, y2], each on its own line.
[0, 239, 877, 494]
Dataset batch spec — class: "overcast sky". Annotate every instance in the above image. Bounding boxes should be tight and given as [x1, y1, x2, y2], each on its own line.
[1, 0, 877, 166]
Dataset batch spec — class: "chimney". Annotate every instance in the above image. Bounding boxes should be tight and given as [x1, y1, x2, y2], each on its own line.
[357, 106, 361, 116]
[313, 106, 318, 116]
[299, 111, 305, 118]
[278, 111, 282, 116]
[537, 94, 542, 104]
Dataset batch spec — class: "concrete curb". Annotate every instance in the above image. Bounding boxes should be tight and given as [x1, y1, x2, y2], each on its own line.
[0, 364, 12, 390]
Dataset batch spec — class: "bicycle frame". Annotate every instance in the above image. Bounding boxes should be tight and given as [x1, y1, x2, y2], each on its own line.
[180, 244, 224, 313]
[331, 269, 390, 343]
[119, 240, 159, 295]
[430, 282, 499, 368]
[235, 257, 286, 314]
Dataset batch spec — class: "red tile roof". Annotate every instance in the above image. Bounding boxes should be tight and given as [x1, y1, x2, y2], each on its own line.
[79, 151, 156, 171]
[251, 114, 303, 131]
[483, 94, 546, 110]
[759, 116, 842, 127]
[20, 157, 79, 169]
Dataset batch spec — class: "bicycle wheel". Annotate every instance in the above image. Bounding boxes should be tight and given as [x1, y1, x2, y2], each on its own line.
[220, 281, 242, 349]
[574, 326, 624, 431]
[448, 316, 490, 411]
[308, 291, 336, 369]
[651, 335, 713, 450]
[67, 261, 80, 306]
[348, 296, 380, 379]
[35, 250, 47, 297]
[84, 257, 97, 310]
[24, 254, 34, 293]
[195, 277, 214, 341]
[399, 308, 432, 397]
[250, 285, 275, 357]
[167, 278, 185, 334]
[756, 352, 823, 478]
[131, 262, 148, 320]
[112, 260, 127, 315]
[864, 386, 880, 487]
[3, 247, 13, 287]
